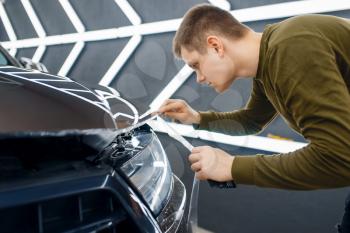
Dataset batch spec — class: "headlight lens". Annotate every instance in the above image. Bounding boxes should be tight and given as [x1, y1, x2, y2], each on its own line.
[121, 132, 172, 215]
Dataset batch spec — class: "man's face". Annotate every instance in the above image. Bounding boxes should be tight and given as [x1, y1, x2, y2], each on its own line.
[181, 46, 236, 93]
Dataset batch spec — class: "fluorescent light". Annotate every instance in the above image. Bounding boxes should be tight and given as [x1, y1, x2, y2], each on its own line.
[58, 41, 84, 77]
[32, 45, 46, 63]
[9, 48, 17, 57]
[149, 65, 193, 111]
[0, 3, 17, 56]
[116, 19, 181, 38]
[99, 35, 142, 86]
[114, 0, 142, 25]
[1, 29, 121, 49]
[208, 0, 231, 10]
[21, 0, 46, 62]
[0, 3, 16, 40]
[21, 0, 46, 37]
[58, 0, 85, 33]
[233, 0, 350, 22]
[57, 0, 86, 76]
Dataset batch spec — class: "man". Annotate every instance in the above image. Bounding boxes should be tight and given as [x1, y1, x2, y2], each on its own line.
[157, 4, 350, 232]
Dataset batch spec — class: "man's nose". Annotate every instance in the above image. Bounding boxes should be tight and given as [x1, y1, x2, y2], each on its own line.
[196, 71, 205, 83]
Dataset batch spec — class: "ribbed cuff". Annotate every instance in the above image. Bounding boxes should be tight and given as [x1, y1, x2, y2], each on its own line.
[198, 111, 215, 130]
[231, 155, 256, 185]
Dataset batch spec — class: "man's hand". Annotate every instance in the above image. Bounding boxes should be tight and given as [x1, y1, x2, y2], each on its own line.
[189, 146, 235, 182]
[157, 99, 201, 125]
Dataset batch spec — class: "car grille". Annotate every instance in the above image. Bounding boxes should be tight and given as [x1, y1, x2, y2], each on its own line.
[0, 189, 140, 233]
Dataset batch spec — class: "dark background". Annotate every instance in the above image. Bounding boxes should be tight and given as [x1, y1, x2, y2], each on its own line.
[1, 1, 349, 232]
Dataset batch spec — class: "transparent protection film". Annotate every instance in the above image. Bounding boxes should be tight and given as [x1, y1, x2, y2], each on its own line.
[121, 133, 172, 215]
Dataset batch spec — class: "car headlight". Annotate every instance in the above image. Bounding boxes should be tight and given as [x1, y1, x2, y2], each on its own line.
[120, 132, 172, 215]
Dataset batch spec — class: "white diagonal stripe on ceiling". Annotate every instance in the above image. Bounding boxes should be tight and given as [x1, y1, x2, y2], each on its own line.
[21, 0, 46, 62]
[58, 0, 85, 77]
[0, 2, 17, 56]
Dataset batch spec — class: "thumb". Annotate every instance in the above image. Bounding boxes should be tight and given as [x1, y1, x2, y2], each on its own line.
[164, 111, 181, 119]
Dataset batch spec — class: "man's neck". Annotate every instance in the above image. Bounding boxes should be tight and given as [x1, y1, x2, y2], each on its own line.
[229, 31, 262, 78]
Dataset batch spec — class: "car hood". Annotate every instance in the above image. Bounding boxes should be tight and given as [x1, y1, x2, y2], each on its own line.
[0, 66, 149, 132]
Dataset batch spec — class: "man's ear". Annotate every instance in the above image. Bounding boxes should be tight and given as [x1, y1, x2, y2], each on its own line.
[207, 36, 224, 57]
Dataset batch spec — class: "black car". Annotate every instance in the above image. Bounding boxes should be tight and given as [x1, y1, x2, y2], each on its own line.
[0, 46, 187, 233]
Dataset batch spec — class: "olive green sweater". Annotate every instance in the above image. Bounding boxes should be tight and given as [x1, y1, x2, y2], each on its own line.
[198, 14, 350, 190]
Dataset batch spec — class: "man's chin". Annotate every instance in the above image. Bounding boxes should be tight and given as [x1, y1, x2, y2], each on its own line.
[214, 85, 228, 93]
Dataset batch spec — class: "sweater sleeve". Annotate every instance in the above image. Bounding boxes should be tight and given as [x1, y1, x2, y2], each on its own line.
[197, 79, 277, 135]
[232, 36, 350, 190]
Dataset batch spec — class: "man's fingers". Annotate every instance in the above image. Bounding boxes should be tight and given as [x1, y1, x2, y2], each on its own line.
[163, 111, 182, 119]
[192, 146, 208, 153]
[158, 101, 184, 114]
[191, 162, 201, 172]
[159, 99, 179, 109]
[189, 153, 201, 163]
[164, 99, 182, 104]
[195, 171, 207, 180]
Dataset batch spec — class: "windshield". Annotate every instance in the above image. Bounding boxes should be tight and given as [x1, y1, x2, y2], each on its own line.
[0, 51, 9, 66]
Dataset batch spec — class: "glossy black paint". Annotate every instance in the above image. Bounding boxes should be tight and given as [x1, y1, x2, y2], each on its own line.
[0, 165, 162, 232]
[0, 46, 186, 233]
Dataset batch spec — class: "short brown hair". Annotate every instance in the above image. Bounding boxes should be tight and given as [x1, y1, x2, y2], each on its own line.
[173, 4, 248, 58]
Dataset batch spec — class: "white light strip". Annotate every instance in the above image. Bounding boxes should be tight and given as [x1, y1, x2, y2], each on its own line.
[9, 48, 17, 56]
[116, 19, 181, 38]
[32, 45, 45, 63]
[4, 0, 350, 50]
[233, 0, 350, 22]
[0, 3, 17, 56]
[58, 0, 85, 76]
[1, 29, 119, 49]
[0, 3, 17, 40]
[111, 0, 143, 99]
[58, 0, 85, 33]
[114, 0, 142, 25]
[8, 49, 17, 57]
[21, 0, 46, 37]
[58, 41, 84, 76]
[208, 0, 231, 10]
[99, 35, 142, 86]
[149, 65, 193, 111]
[149, 120, 307, 153]
[21, 0, 46, 62]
